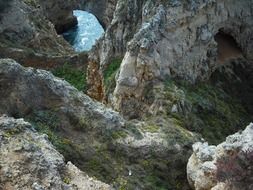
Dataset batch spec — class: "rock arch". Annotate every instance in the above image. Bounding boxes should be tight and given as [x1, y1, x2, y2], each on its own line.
[77, 0, 116, 30]
[40, 0, 117, 34]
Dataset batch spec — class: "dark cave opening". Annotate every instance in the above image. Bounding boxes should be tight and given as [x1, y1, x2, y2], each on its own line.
[212, 31, 253, 117]
[214, 31, 243, 64]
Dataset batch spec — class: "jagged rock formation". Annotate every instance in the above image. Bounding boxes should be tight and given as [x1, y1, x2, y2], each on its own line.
[38, 0, 78, 34]
[0, 59, 199, 189]
[0, 59, 124, 130]
[39, 0, 117, 33]
[0, 0, 252, 188]
[87, 0, 253, 115]
[0, 0, 117, 54]
[0, 115, 112, 190]
[0, 0, 74, 55]
[0, 0, 117, 71]
[187, 123, 253, 190]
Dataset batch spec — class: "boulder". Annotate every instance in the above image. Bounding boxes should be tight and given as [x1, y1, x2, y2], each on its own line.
[187, 123, 253, 190]
[0, 115, 112, 190]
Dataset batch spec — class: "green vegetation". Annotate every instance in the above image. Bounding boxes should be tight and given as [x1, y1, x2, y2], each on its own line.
[23, 0, 37, 7]
[103, 58, 122, 96]
[143, 124, 160, 133]
[25, 109, 191, 190]
[3, 127, 22, 138]
[164, 78, 250, 144]
[111, 130, 128, 140]
[52, 63, 86, 92]
[183, 83, 249, 144]
[63, 177, 71, 184]
[27, 110, 83, 163]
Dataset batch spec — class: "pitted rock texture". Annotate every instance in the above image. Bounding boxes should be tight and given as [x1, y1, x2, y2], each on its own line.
[187, 123, 253, 190]
[0, 59, 124, 130]
[0, 115, 112, 190]
[0, 0, 117, 54]
[0, 59, 198, 190]
[0, 0, 118, 69]
[112, 0, 253, 114]
[0, 0, 74, 55]
[87, 0, 253, 114]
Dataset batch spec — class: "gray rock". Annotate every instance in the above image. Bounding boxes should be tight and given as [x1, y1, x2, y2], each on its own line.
[187, 123, 253, 190]
[0, 115, 112, 190]
[86, 0, 253, 116]
[0, 59, 124, 130]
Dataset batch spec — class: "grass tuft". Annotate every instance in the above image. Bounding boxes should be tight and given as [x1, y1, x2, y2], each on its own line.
[52, 63, 86, 92]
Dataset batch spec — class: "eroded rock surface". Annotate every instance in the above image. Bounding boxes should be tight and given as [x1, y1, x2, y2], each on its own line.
[0, 115, 112, 190]
[0, 59, 199, 189]
[0, 58, 124, 130]
[187, 123, 253, 190]
[87, 0, 253, 114]
[0, 0, 74, 55]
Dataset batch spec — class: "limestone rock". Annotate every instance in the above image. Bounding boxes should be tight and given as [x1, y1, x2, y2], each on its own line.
[87, 0, 253, 115]
[113, 0, 253, 114]
[0, 0, 117, 55]
[187, 123, 253, 190]
[0, 115, 112, 190]
[0, 59, 124, 130]
[0, 0, 118, 69]
[0, 59, 198, 189]
[0, 0, 74, 54]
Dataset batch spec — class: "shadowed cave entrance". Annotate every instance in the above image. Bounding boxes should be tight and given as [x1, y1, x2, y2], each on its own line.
[211, 30, 253, 120]
[62, 10, 104, 52]
[214, 31, 243, 64]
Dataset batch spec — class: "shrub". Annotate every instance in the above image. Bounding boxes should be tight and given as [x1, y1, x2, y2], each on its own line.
[52, 63, 86, 92]
[103, 58, 122, 96]
[215, 149, 253, 188]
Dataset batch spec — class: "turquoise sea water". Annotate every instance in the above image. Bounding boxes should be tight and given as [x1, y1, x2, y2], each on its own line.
[63, 10, 104, 52]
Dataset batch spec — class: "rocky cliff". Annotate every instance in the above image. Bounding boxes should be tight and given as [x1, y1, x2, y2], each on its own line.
[0, 59, 199, 189]
[0, 59, 124, 130]
[0, 115, 112, 190]
[0, 0, 116, 56]
[0, 0, 252, 189]
[0, 0, 117, 75]
[187, 123, 253, 190]
[0, 0, 74, 55]
[87, 0, 253, 115]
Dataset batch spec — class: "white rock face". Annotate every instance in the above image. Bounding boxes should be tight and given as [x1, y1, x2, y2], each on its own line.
[87, 0, 253, 114]
[0, 115, 112, 190]
[187, 123, 253, 190]
[112, 0, 253, 113]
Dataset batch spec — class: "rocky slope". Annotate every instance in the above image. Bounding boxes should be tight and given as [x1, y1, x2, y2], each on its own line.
[0, 59, 124, 130]
[87, 0, 253, 114]
[187, 123, 253, 190]
[0, 0, 117, 75]
[0, 0, 117, 55]
[0, 115, 112, 190]
[0, 0, 74, 55]
[0, 0, 252, 189]
[0, 59, 199, 189]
